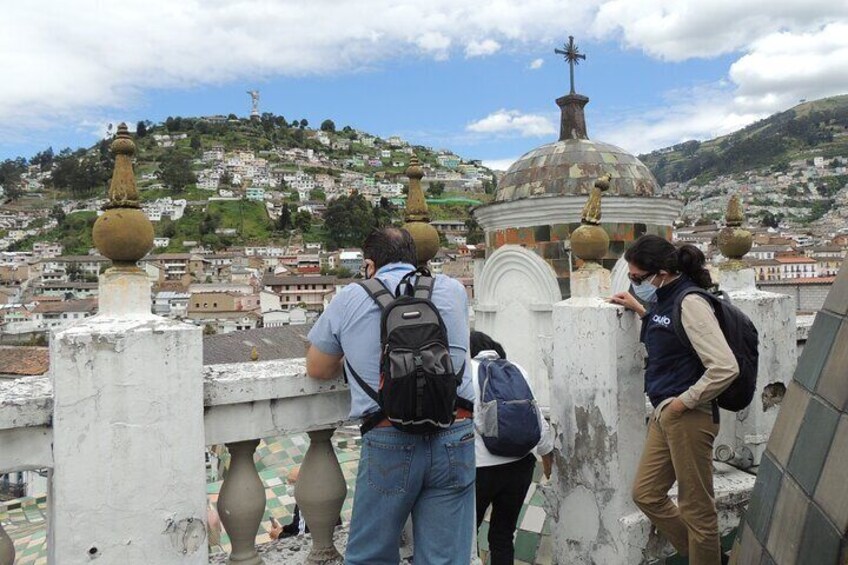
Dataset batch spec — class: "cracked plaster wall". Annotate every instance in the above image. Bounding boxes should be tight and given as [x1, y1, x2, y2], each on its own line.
[49, 312, 208, 564]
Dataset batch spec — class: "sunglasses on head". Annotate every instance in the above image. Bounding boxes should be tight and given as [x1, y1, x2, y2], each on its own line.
[628, 271, 656, 284]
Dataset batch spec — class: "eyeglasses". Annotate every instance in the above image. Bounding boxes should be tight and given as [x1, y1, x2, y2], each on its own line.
[628, 271, 656, 284]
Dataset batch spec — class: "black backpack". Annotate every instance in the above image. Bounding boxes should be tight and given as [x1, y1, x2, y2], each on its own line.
[346, 267, 472, 435]
[671, 287, 759, 412]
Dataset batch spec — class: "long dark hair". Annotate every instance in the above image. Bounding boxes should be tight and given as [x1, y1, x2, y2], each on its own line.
[624, 235, 713, 289]
[470, 331, 507, 360]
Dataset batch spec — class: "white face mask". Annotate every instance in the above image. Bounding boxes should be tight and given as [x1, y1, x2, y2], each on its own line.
[286, 485, 295, 498]
[632, 274, 658, 303]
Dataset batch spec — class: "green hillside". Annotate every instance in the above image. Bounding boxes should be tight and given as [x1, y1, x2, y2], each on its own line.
[3, 113, 495, 253]
[640, 94, 848, 185]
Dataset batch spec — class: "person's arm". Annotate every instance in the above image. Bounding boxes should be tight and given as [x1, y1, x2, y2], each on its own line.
[516, 364, 555, 477]
[306, 288, 347, 380]
[610, 291, 647, 317]
[306, 345, 343, 380]
[673, 295, 739, 411]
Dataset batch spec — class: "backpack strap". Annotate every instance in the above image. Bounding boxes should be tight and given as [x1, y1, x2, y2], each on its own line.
[671, 287, 717, 349]
[357, 278, 394, 311]
[672, 287, 724, 424]
[413, 275, 435, 300]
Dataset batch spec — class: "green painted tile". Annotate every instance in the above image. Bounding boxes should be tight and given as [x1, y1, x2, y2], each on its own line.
[513, 530, 541, 562]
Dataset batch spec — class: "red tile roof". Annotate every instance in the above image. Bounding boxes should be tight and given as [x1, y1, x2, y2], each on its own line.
[0, 346, 49, 376]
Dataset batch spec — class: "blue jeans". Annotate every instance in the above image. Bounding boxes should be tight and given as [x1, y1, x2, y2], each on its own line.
[346, 420, 475, 565]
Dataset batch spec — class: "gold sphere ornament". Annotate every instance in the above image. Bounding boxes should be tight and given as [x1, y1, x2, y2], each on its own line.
[92, 123, 154, 268]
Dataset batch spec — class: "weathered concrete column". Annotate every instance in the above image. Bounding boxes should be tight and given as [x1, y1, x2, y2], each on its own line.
[715, 197, 795, 467]
[548, 293, 646, 563]
[49, 124, 207, 564]
[295, 428, 347, 564]
[217, 440, 264, 565]
[546, 175, 648, 563]
[50, 271, 208, 563]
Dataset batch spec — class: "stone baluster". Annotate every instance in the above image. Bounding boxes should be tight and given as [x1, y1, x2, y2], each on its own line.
[217, 440, 264, 565]
[0, 521, 14, 565]
[295, 428, 347, 563]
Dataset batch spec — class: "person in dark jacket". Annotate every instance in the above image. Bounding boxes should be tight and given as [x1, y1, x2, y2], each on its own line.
[611, 235, 738, 565]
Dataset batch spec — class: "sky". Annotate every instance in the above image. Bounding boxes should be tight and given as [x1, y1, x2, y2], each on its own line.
[1, 1, 847, 170]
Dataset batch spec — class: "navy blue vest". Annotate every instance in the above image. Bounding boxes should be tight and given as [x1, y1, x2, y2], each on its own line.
[641, 276, 705, 407]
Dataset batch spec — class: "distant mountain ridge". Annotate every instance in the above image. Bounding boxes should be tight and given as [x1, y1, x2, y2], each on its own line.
[640, 94, 848, 185]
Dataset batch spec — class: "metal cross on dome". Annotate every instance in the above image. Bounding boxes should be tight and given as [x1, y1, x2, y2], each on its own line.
[555, 36, 586, 95]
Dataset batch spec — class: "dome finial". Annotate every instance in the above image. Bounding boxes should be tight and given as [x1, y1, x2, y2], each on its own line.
[571, 175, 611, 268]
[91, 123, 154, 268]
[717, 194, 753, 269]
[402, 156, 439, 265]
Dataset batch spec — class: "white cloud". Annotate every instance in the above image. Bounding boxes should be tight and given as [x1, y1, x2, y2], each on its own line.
[482, 157, 518, 171]
[467, 110, 556, 137]
[465, 39, 501, 58]
[593, 0, 848, 61]
[2, 0, 847, 153]
[595, 21, 848, 154]
[0, 0, 594, 139]
[529, 58, 544, 70]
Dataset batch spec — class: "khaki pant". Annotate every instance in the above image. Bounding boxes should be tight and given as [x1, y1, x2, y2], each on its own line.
[632, 407, 721, 565]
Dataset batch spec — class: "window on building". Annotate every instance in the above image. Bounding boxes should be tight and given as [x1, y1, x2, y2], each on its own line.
[296, 295, 301, 301]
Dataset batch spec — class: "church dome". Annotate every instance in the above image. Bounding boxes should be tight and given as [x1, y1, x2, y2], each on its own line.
[495, 138, 659, 202]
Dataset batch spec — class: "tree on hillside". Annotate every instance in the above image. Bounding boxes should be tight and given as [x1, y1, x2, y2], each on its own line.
[0, 158, 26, 200]
[428, 181, 445, 198]
[32, 147, 54, 171]
[309, 189, 326, 201]
[158, 150, 197, 193]
[190, 136, 202, 152]
[299, 119, 308, 129]
[50, 204, 66, 224]
[277, 203, 292, 231]
[52, 154, 108, 197]
[294, 210, 312, 233]
[136, 121, 148, 138]
[160, 218, 177, 238]
[165, 116, 183, 132]
[320, 119, 336, 132]
[324, 192, 375, 248]
[219, 170, 232, 188]
[481, 179, 495, 195]
[465, 216, 484, 245]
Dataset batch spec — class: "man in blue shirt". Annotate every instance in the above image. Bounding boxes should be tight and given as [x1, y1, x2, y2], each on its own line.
[307, 227, 475, 565]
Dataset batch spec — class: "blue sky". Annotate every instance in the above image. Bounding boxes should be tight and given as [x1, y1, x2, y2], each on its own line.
[1, 1, 846, 168]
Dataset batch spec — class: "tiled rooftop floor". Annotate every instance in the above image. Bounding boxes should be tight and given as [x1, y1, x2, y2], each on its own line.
[1, 430, 556, 564]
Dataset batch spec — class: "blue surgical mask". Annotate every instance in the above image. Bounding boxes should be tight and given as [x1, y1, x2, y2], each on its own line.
[632, 275, 658, 303]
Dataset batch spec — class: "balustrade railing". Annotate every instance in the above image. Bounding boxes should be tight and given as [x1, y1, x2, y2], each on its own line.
[0, 358, 350, 564]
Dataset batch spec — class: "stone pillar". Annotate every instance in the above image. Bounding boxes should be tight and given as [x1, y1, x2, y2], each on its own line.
[50, 271, 208, 564]
[714, 195, 796, 468]
[716, 269, 795, 467]
[548, 288, 646, 563]
[546, 177, 648, 563]
[295, 428, 347, 563]
[49, 123, 207, 564]
[217, 440, 264, 565]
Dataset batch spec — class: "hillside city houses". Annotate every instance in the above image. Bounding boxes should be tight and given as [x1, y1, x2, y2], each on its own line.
[0, 122, 846, 343]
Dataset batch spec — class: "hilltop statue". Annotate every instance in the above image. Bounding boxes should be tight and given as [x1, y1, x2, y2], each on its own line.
[246, 90, 260, 119]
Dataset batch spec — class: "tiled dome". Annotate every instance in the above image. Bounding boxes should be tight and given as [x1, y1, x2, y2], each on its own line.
[495, 138, 659, 202]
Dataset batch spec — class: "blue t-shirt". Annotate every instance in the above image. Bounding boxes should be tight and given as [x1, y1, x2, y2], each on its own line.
[308, 262, 473, 420]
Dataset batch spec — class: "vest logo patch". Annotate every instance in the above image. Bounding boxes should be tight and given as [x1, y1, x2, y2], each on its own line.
[651, 314, 672, 327]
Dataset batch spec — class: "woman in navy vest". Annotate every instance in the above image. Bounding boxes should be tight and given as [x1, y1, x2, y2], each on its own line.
[611, 235, 739, 565]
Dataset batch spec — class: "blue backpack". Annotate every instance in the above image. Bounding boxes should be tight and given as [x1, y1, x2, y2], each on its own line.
[476, 359, 541, 457]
